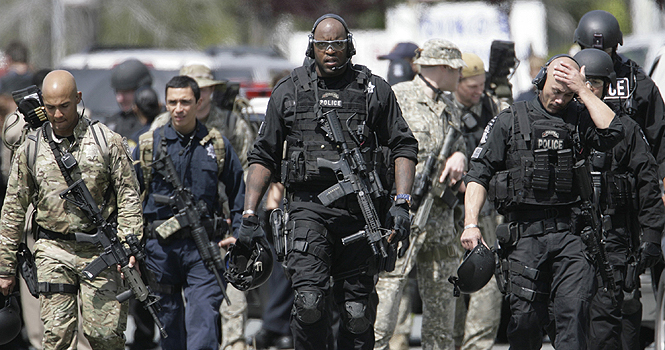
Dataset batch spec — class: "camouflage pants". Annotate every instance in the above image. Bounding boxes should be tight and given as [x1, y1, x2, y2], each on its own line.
[374, 204, 460, 350]
[221, 285, 248, 350]
[35, 239, 128, 350]
[458, 214, 503, 350]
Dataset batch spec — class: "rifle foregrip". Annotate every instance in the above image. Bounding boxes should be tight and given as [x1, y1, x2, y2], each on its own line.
[342, 231, 366, 246]
[153, 194, 173, 205]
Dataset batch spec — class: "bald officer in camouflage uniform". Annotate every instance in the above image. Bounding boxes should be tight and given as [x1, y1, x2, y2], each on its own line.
[374, 39, 467, 350]
[0, 70, 143, 350]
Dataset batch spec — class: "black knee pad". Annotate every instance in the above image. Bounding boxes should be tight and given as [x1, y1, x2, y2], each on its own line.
[293, 288, 324, 324]
[342, 300, 371, 334]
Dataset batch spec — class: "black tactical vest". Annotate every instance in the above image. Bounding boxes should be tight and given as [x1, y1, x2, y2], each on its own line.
[589, 150, 636, 215]
[488, 101, 580, 213]
[283, 65, 380, 190]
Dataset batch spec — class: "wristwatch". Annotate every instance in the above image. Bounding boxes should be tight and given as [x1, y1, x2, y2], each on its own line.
[395, 193, 412, 207]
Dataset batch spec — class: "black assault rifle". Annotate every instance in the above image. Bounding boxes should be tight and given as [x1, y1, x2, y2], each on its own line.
[151, 154, 231, 305]
[315, 109, 396, 272]
[59, 179, 167, 338]
[574, 159, 618, 306]
[411, 126, 462, 231]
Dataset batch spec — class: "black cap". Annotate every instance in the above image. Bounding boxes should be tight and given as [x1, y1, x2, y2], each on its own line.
[378, 42, 419, 61]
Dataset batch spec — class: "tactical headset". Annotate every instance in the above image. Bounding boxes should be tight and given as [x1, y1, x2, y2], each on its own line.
[532, 54, 580, 90]
[305, 13, 356, 59]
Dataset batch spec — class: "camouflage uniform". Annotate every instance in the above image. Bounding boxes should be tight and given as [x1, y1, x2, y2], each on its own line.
[374, 77, 465, 350]
[0, 116, 143, 350]
[151, 105, 254, 169]
[450, 95, 504, 350]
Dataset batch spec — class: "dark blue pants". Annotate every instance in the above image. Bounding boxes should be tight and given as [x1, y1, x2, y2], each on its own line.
[263, 244, 294, 335]
[145, 238, 224, 350]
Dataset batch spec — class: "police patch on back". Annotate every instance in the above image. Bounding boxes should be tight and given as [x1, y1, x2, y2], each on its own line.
[604, 77, 630, 100]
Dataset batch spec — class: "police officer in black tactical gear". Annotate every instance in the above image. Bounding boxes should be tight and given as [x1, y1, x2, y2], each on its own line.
[575, 10, 665, 183]
[239, 14, 418, 350]
[461, 55, 624, 349]
[573, 48, 665, 350]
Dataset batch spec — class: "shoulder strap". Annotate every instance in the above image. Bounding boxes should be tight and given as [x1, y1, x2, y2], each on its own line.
[292, 66, 312, 92]
[137, 130, 155, 202]
[25, 129, 41, 177]
[512, 101, 531, 150]
[87, 120, 109, 164]
[201, 127, 226, 177]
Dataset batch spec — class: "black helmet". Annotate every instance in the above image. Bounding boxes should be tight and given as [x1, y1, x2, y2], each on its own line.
[574, 10, 623, 50]
[573, 49, 617, 88]
[0, 293, 21, 345]
[449, 241, 495, 295]
[224, 237, 273, 291]
[111, 59, 153, 91]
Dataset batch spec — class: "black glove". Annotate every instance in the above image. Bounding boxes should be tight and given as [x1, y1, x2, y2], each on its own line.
[388, 201, 410, 244]
[640, 241, 662, 269]
[237, 215, 265, 249]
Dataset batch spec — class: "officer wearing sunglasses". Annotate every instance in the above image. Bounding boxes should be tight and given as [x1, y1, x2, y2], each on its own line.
[239, 13, 418, 350]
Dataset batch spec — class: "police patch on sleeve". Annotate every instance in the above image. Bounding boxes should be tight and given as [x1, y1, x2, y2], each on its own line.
[479, 115, 498, 145]
[258, 121, 266, 136]
[471, 147, 483, 159]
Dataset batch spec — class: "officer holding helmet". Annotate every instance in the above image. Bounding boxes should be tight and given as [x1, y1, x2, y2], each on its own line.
[238, 13, 417, 350]
[574, 10, 665, 183]
[460, 54, 624, 348]
[573, 48, 665, 350]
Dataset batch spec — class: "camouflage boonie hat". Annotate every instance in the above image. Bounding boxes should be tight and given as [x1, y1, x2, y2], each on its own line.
[413, 39, 466, 68]
[180, 64, 224, 88]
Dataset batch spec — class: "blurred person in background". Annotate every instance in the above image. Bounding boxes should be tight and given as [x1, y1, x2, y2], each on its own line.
[0, 41, 33, 97]
[107, 58, 153, 148]
[451, 52, 503, 350]
[377, 42, 419, 86]
[374, 38, 467, 350]
[515, 54, 546, 103]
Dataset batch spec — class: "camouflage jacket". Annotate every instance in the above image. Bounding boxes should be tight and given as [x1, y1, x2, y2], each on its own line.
[0, 117, 143, 276]
[392, 78, 466, 180]
[150, 105, 254, 170]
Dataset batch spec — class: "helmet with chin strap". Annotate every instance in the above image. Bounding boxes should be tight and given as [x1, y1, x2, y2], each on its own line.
[0, 293, 21, 345]
[224, 237, 273, 291]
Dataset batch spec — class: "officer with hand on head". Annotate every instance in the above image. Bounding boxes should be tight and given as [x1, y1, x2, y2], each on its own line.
[239, 13, 418, 350]
[461, 54, 624, 349]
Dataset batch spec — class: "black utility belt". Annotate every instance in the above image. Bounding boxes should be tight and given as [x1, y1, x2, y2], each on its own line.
[37, 226, 95, 241]
[506, 206, 572, 222]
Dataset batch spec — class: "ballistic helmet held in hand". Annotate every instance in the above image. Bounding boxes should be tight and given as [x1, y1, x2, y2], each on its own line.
[574, 10, 623, 50]
[111, 59, 153, 91]
[0, 293, 21, 345]
[449, 241, 495, 295]
[224, 237, 273, 291]
[573, 49, 617, 88]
